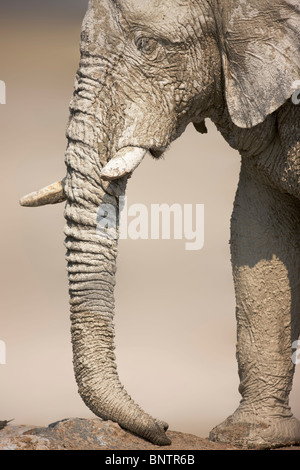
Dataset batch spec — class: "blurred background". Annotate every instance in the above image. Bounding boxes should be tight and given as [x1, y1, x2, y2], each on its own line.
[0, 1, 299, 438]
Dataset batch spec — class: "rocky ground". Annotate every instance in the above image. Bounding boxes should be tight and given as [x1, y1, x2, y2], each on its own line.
[0, 418, 299, 450]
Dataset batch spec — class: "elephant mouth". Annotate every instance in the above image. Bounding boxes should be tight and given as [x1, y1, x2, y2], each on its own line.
[99, 144, 167, 181]
[149, 147, 165, 159]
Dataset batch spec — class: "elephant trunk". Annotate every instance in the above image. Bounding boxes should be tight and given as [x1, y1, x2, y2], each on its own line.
[63, 98, 170, 445]
[19, 57, 170, 445]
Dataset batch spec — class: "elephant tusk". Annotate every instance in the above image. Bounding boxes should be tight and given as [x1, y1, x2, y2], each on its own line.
[100, 147, 149, 181]
[20, 178, 67, 207]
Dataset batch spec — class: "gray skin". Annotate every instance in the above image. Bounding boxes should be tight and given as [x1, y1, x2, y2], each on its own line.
[20, 0, 300, 449]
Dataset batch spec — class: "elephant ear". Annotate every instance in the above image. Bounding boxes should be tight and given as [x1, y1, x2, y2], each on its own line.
[217, 0, 300, 128]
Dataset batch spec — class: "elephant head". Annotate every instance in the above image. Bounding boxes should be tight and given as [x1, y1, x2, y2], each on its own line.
[20, 0, 300, 446]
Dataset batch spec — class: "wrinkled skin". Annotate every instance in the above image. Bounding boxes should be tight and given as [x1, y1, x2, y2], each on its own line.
[21, 0, 300, 449]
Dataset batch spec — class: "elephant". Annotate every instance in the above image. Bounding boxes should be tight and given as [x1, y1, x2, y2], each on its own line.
[20, 0, 300, 449]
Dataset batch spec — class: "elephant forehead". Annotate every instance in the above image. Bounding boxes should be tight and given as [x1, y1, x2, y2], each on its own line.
[118, 0, 189, 11]
[116, 0, 195, 34]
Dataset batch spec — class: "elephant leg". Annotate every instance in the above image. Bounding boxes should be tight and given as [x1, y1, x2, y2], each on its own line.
[210, 159, 300, 449]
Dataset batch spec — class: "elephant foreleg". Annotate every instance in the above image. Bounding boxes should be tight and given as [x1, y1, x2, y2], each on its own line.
[210, 159, 300, 449]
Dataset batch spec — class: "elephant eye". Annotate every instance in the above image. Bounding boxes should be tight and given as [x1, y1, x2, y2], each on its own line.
[135, 37, 158, 56]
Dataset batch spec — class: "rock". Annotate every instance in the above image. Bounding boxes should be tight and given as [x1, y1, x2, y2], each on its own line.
[0, 418, 299, 450]
[0, 418, 235, 450]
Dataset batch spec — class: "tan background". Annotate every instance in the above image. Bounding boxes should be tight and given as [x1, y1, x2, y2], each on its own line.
[0, 1, 299, 438]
